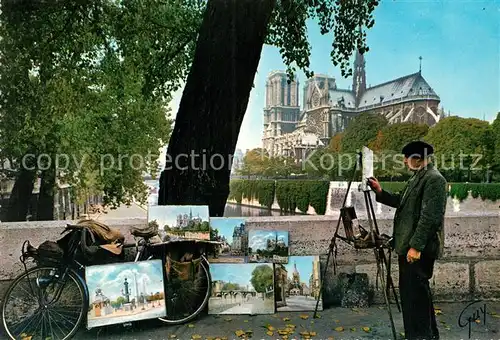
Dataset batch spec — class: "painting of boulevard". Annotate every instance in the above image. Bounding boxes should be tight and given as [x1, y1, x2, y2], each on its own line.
[248, 230, 289, 264]
[148, 205, 210, 241]
[209, 263, 275, 315]
[274, 256, 323, 312]
[85, 260, 166, 328]
[208, 217, 248, 263]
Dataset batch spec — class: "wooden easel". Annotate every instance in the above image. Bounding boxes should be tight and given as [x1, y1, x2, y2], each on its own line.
[313, 151, 399, 340]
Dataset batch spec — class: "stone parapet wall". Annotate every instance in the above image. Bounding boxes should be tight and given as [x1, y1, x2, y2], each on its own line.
[1, 214, 498, 305]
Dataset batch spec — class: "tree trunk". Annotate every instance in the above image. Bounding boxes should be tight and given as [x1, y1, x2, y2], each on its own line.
[36, 166, 56, 220]
[5, 167, 36, 222]
[158, 0, 275, 216]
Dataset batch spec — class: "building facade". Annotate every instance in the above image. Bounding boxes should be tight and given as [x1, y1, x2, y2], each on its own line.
[262, 52, 445, 161]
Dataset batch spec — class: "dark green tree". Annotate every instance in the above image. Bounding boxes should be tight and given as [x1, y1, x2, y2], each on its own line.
[250, 264, 274, 293]
[341, 112, 388, 153]
[424, 116, 493, 182]
[159, 0, 380, 216]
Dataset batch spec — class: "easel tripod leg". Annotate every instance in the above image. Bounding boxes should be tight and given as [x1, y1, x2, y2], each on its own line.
[375, 250, 398, 340]
[313, 244, 334, 318]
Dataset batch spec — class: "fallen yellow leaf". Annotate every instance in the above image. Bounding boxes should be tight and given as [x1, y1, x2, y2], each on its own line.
[21, 337, 32, 340]
[310, 331, 317, 336]
[445, 326, 451, 330]
[283, 317, 290, 321]
[188, 324, 195, 328]
[278, 329, 289, 335]
[475, 319, 481, 324]
[362, 326, 371, 332]
[224, 317, 232, 322]
[235, 330, 245, 337]
[170, 336, 177, 339]
[300, 331, 310, 336]
[267, 325, 275, 331]
[192, 335, 202, 340]
[286, 324, 296, 328]
[327, 337, 335, 340]
[245, 330, 253, 334]
[300, 314, 309, 319]
[334, 319, 340, 323]
[492, 314, 500, 319]
[314, 313, 322, 319]
[266, 331, 273, 336]
[350, 327, 356, 331]
[435, 309, 443, 315]
[334, 326, 344, 332]
[244, 320, 249, 323]
[310, 321, 315, 324]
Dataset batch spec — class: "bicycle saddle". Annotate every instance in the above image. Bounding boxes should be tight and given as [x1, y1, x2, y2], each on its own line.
[130, 225, 158, 238]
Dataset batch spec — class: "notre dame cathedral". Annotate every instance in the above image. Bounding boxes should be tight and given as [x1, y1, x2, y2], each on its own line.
[262, 51, 446, 161]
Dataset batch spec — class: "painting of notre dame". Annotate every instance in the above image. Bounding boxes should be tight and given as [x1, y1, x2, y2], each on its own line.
[85, 260, 166, 329]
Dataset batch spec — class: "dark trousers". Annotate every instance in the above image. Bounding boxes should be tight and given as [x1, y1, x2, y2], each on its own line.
[398, 254, 439, 340]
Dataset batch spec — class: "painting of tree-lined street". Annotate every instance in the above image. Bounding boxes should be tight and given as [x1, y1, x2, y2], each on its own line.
[209, 263, 275, 315]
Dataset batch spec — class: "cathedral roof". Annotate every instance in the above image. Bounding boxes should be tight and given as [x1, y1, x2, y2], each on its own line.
[357, 72, 439, 109]
[328, 89, 356, 109]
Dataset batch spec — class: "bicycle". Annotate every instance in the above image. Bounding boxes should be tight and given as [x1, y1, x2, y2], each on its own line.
[1, 223, 213, 340]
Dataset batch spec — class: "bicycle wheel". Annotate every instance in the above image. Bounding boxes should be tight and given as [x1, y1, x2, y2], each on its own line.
[158, 259, 211, 325]
[2, 266, 87, 340]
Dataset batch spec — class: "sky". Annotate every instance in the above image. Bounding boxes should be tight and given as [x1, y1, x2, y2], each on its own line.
[248, 230, 289, 250]
[211, 263, 273, 289]
[86, 260, 165, 302]
[282, 256, 318, 285]
[148, 205, 209, 228]
[210, 217, 247, 242]
[168, 0, 499, 153]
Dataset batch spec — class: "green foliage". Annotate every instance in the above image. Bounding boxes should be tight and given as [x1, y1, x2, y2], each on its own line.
[0, 0, 203, 212]
[271, 180, 329, 214]
[250, 264, 274, 293]
[237, 149, 300, 178]
[341, 112, 388, 153]
[424, 116, 493, 182]
[265, 0, 380, 80]
[448, 183, 500, 202]
[228, 179, 275, 209]
[378, 122, 429, 152]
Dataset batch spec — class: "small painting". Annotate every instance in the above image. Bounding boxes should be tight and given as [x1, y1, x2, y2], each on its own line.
[248, 230, 289, 263]
[274, 256, 323, 312]
[85, 260, 166, 329]
[209, 263, 275, 315]
[148, 205, 210, 241]
[208, 217, 248, 263]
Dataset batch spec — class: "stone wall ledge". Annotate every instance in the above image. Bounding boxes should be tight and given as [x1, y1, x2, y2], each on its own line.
[1, 214, 499, 304]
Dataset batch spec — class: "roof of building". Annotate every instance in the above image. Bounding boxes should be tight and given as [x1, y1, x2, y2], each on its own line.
[325, 72, 439, 110]
[328, 89, 356, 109]
[357, 72, 439, 108]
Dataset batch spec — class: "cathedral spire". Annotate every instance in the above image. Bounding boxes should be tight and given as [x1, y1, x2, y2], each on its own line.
[353, 48, 366, 107]
[419, 56, 422, 74]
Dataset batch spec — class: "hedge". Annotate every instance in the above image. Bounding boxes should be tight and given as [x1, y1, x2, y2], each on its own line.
[228, 180, 500, 214]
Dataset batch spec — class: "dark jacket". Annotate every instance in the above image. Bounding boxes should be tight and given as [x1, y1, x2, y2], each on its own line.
[375, 163, 447, 259]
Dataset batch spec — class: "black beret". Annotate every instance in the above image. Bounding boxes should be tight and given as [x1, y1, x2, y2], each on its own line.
[402, 140, 434, 158]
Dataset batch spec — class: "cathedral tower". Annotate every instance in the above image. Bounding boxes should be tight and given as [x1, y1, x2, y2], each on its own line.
[262, 71, 301, 157]
[352, 49, 367, 107]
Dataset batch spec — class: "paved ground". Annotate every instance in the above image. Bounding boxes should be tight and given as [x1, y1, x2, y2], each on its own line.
[278, 295, 320, 312]
[74, 302, 499, 339]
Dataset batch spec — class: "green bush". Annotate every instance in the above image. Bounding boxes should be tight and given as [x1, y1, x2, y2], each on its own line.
[228, 180, 500, 213]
